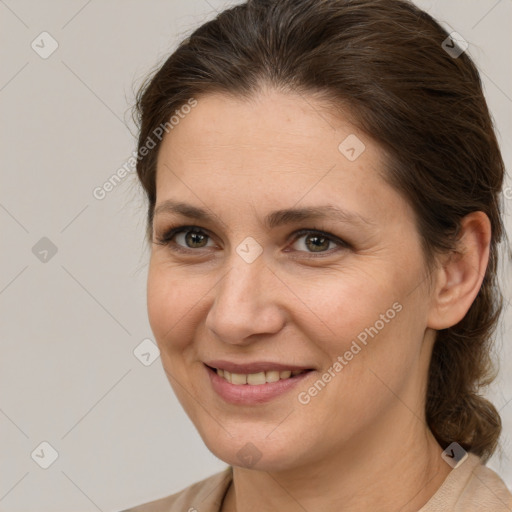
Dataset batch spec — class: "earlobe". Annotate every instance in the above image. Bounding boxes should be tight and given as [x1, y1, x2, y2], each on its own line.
[427, 211, 491, 330]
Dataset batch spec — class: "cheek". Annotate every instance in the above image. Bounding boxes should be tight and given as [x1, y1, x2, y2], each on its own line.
[147, 262, 198, 351]
[307, 265, 424, 385]
[308, 269, 398, 345]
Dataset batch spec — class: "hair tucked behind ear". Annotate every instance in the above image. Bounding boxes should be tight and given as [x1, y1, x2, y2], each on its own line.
[133, 0, 507, 462]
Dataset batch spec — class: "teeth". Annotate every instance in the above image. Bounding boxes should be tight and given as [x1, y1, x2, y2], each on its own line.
[247, 372, 266, 385]
[215, 368, 307, 385]
[265, 370, 280, 383]
[231, 373, 247, 385]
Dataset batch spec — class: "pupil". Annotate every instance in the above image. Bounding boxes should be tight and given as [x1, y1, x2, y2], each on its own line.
[307, 235, 328, 252]
[187, 232, 206, 247]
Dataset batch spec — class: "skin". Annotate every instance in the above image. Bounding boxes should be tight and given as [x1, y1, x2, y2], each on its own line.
[147, 87, 491, 512]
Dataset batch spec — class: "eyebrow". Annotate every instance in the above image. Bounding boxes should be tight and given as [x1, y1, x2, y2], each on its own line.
[153, 200, 374, 230]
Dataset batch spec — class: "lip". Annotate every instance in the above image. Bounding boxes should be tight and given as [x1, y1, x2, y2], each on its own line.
[204, 364, 315, 405]
[204, 360, 314, 374]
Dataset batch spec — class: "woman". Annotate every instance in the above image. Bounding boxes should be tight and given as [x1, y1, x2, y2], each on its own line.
[123, 0, 512, 510]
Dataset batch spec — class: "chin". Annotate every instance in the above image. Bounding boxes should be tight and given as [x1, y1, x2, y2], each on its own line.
[198, 425, 308, 472]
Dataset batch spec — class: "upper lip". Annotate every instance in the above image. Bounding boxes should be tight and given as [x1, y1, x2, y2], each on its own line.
[204, 360, 314, 374]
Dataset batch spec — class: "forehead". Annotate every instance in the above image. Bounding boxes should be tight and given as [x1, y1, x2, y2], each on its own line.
[153, 89, 409, 230]
[162, 90, 354, 153]
[157, 90, 383, 184]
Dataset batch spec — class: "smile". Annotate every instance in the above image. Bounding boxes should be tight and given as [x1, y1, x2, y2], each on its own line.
[213, 367, 309, 385]
[204, 363, 315, 404]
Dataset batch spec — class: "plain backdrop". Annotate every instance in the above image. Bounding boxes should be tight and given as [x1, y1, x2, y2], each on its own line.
[0, 1, 511, 510]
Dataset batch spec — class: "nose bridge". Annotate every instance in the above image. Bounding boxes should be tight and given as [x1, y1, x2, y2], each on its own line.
[205, 247, 283, 343]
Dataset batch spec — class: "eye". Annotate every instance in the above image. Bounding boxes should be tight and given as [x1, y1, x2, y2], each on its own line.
[288, 229, 348, 254]
[154, 225, 215, 252]
[153, 225, 349, 255]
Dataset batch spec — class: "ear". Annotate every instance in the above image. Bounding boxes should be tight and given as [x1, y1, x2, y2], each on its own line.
[427, 211, 491, 330]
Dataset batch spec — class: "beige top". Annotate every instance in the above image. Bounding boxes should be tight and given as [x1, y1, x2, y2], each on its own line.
[122, 453, 512, 511]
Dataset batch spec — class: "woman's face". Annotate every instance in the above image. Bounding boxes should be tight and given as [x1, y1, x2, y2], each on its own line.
[147, 89, 437, 472]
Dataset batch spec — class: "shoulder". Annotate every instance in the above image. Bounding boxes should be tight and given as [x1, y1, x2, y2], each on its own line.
[460, 456, 512, 511]
[420, 453, 512, 511]
[120, 466, 233, 512]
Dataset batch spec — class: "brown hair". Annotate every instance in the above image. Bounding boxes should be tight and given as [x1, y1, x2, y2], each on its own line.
[133, 0, 507, 462]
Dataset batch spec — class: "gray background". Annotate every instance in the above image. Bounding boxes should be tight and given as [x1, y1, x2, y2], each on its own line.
[0, 1, 511, 510]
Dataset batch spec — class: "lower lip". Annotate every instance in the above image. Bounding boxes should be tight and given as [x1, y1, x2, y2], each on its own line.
[205, 364, 314, 405]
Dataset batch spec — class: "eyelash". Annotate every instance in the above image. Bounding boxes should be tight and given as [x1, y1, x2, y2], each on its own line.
[153, 224, 350, 257]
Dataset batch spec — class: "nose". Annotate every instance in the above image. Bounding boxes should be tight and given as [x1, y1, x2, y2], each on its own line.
[205, 254, 286, 346]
